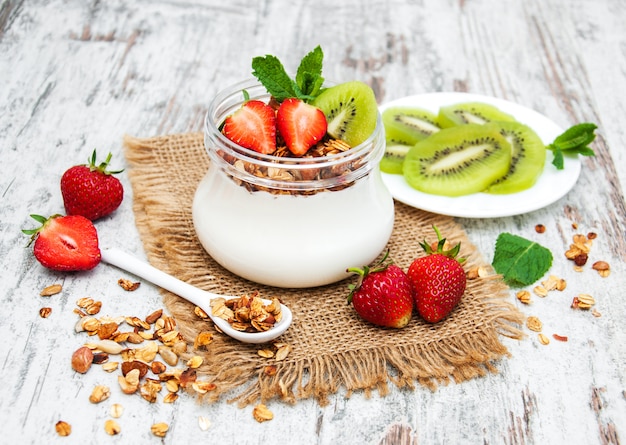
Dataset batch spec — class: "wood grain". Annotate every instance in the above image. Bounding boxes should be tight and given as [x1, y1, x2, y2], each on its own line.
[0, 0, 624, 444]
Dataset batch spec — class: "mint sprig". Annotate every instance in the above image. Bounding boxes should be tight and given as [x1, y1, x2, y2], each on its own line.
[251, 46, 325, 103]
[547, 122, 597, 170]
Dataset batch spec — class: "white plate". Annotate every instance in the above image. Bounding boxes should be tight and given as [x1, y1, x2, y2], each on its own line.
[379, 92, 581, 218]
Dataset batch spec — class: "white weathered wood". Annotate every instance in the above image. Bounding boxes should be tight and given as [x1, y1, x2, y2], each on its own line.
[1, 0, 624, 444]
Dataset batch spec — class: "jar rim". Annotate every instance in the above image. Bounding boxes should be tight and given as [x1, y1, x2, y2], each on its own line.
[203, 79, 384, 192]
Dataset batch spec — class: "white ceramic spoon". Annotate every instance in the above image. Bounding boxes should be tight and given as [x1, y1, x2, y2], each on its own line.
[100, 248, 292, 344]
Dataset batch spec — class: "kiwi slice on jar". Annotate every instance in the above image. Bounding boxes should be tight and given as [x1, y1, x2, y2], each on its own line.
[312, 81, 378, 147]
[438, 102, 517, 128]
[483, 121, 546, 194]
[403, 124, 512, 196]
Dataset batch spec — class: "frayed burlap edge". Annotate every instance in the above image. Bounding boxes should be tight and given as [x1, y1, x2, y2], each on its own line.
[122, 133, 525, 408]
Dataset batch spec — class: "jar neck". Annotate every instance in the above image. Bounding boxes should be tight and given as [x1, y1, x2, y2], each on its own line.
[203, 79, 385, 193]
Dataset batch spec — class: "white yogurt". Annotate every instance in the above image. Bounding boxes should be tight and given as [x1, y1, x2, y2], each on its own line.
[192, 164, 394, 288]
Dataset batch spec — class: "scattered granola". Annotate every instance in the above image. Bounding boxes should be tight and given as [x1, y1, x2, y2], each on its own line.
[535, 224, 546, 234]
[118, 277, 140, 291]
[89, 385, 111, 404]
[552, 333, 568, 342]
[71, 346, 94, 374]
[592, 261, 610, 277]
[538, 333, 550, 345]
[151, 422, 169, 438]
[252, 403, 274, 422]
[109, 403, 124, 418]
[571, 294, 595, 310]
[39, 307, 52, 318]
[55, 420, 72, 437]
[104, 419, 121, 436]
[40, 283, 62, 296]
[526, 316, 543, 332]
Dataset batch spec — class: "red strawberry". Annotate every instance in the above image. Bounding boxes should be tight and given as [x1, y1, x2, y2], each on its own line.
[22, 214, 101, 271]
[61, 150, 124, 221]
[222, 99, 277, 154]
[276, 98, 327, 156]
[347, 257, 414, 328]
[407, 226, 466, 323]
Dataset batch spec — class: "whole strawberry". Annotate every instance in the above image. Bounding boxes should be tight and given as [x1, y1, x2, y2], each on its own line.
[407, 226, 466, 323]
[61, 150, 124, 221]
[22, 214, 101, 271]
[347, 256, 414, 328]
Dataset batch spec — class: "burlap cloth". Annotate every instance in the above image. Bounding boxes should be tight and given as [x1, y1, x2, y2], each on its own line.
[123, 132, 524, 407]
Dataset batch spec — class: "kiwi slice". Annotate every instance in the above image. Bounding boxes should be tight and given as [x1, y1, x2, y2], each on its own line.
[380, 141, 411, 174]
[403, 124, 512, 196]
[312, 81, 378, 147]
[382, 106, 441, 145]
[484, 121, 546, 194]
[438, 102, 517, 128]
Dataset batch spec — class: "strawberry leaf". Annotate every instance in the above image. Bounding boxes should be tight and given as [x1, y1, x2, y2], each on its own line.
[492, 233, 553, 287]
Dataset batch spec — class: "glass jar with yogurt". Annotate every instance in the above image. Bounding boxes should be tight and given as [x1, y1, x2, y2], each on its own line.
[192, 79, 394, 288]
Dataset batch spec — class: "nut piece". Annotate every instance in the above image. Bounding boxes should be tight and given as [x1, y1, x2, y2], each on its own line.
[118, 368, 140, 394]
[526, 316, 543, 332]
[118, 278, 140, 291]
[104, 419, 121, 436]
[538, 333, 550, 345]
[252, 404, 274, 423]
[55, 420, 72, 437]
[89, 385, 111, 404]
[571, 294, 595, 310]
[39, 307, 52, 318]
[40, 284, 62, 296]
[151, 422, 169, 438]
[552, 333, 568, 342]
[145, 309, 163, 324]
[592, 261, 610, 277]
[71, 346, 94, 374]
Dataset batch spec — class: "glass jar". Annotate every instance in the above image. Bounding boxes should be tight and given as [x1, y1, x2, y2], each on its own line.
[192, 79, 394, 288]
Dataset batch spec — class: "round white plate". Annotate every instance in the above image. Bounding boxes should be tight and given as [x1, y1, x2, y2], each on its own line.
[379, 92, 581, 218]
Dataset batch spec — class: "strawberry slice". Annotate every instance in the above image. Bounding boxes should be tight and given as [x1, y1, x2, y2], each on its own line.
[222, 100, 277, 154]
[23, 214, 101, 271]
[276, 98, 327, 156]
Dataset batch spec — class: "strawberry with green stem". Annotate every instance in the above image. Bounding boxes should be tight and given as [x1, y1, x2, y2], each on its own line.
[61, 149, 124, 221]
[22, 214, 101, 271]
[407, 226, 467, 323]
[347, 253, 414, 328]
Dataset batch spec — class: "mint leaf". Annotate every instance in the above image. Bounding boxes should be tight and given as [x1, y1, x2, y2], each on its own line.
[251, 47, 325, 103]
[296, 46, 324, 99]
[492, 233, 553, 287]
[551, 147, 564, 170]
[547, 122, 597, 169]
[251, 54, 297, 102]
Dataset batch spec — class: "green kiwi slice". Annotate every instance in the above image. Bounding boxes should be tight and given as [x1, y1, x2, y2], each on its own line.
[484, 121, 546, 194]
[312, 81, 378, 147]
[382, 106, 441, 145]
[438, 102, 517, 128]
[380, 140, 411, 174]
[403, 124, 512, 196]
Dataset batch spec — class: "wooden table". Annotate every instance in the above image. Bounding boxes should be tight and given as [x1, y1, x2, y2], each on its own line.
[1, 1, 624, 443]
